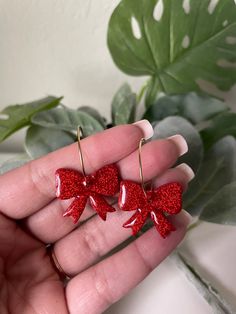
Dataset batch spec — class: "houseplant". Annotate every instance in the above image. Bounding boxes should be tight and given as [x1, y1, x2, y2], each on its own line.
[0, 0, 236, 312]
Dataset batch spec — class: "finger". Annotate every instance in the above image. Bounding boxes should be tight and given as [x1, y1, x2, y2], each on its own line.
[25, 136, 188, 243]
[154, 163, 195, 191]
[51, 163, 194, 276]
[0, 123, 151, 219]
[65, 211, 191, 314]
[118, 134, 188, 181]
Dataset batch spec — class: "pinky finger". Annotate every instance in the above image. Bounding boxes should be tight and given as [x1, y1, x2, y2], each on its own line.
[65, 211, 191, 314]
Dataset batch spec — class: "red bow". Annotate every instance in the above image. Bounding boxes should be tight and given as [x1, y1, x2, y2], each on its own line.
[55, 164, 120, 223]
[119, 181, 183, 238]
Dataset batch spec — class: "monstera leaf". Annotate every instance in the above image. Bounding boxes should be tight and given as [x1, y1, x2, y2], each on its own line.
[108, 0, 236, 106]
[0, 96, 62, 142]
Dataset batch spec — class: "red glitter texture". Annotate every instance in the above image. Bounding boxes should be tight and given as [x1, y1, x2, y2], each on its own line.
[119, 181, 183, 238]
[55, 164, 120, 223]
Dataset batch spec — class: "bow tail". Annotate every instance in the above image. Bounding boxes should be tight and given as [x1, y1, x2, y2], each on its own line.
[89, 194, 116, 221]
[123, 209, 149, 236]
[63, 196, 88, 223]
[150, 210, 176, 238]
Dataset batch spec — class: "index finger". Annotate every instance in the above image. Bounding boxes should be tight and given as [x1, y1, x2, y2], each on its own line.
[0, 122, 153, 219]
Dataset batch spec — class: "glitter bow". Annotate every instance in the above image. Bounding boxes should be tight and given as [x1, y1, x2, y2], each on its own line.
[119, 181, 183, 238]
[55, 164, 120, 223]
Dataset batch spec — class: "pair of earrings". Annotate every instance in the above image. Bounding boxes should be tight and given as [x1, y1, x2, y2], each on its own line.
[55, 128, 183, 238]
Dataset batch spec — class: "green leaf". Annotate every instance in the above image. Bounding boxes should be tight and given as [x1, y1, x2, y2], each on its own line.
[31, 107, 104, 138]
[200, 181, 236, 225]
[0, 155, 30, 175]
[153, 116, 203, 172]
[111, 83, 137, 125]
[201, 112, 236, 150]
[0, 153, 17, 165]
[78, 106, 107, 127]
[184, 136, 236, 216]
[0, 160, 29, 175]
[108, 0, 236, 106]
[143, 92, 229, 124]
[0, 96, 62, 143]
[25, 126, 75, 159]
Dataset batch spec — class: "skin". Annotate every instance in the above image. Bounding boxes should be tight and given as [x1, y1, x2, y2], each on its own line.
[0, 125, 190, 314]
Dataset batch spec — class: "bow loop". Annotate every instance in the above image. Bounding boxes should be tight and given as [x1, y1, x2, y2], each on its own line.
[152, 182, 183, 215]
[89, 164, 120, 196]
[119, 180, 146, 211]
[56, 169, 86, 200]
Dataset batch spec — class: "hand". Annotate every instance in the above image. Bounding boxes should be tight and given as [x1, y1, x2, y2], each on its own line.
[0, 122, 192, 314]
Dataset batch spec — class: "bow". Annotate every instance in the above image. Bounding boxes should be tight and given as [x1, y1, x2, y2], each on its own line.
[55, 164, 120, 223]
[118, 181, 183, 238]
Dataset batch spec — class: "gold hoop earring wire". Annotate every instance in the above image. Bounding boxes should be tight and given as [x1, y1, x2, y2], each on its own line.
[138, 138, 147, 197]
[77, 126, 86, 176]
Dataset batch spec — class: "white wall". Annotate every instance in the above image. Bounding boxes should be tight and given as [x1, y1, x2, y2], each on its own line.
[0, 0, 144, 118]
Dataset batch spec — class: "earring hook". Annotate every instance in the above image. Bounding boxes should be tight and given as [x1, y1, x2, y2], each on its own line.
[139, 138, 147, 197]
[77, 126, 86, 177]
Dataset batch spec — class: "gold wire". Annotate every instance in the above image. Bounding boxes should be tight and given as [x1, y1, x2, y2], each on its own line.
[139, 138, 147, 197]
[77, 126, 86, 177]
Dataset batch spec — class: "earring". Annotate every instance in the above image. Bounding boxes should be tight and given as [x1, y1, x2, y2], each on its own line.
[55, 127, 120, 223]
[118, 138, 183, 238]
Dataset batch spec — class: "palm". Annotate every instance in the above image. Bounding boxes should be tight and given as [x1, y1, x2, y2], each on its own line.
[0, 215, 66, 313]
[0, 125, 189, 314]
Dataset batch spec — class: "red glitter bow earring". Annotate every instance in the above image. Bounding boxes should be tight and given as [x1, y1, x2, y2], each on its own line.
[55, 127, 120, 223]
[118, 138, 183, 238]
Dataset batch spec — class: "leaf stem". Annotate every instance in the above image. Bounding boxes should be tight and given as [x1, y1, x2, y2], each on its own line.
[173, 253, 234, 314]
[136, 80, 149, 104]
[187, 219, 202, 232]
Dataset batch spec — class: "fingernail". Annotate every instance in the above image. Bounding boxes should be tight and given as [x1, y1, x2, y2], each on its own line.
[167, 134, 188, 156]
[133, 119, 154, 140]
[181, 210, 193, 226]
[176, 163, 195, 182]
